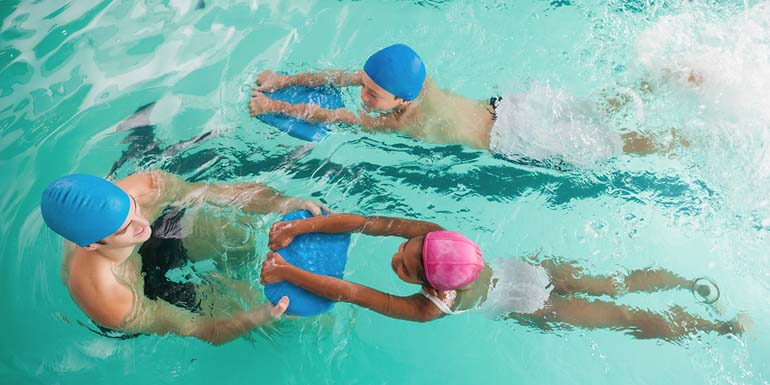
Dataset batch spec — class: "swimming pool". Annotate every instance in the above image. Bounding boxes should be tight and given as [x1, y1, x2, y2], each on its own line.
[1, 0, 769, 384]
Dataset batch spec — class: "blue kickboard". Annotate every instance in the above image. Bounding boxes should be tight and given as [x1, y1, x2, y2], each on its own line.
[257, 85, 345, 142]
[263, 210, 351, 316]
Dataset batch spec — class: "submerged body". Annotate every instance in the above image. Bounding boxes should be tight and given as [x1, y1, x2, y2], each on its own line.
[49, 170, 328, 345]
[261, 213, 746, 341]
[248, 44, 662, 166]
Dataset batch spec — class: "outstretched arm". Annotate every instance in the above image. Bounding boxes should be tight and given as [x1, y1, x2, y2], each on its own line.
[261, 252, 443, 322]
[268, 214, 443, 250]
[254, 70, 363, 92]
[125, 170, 328, 216]
[248, 90, 406, 131]
[73, 272, 290, 346]
[127, 296, 290, 346]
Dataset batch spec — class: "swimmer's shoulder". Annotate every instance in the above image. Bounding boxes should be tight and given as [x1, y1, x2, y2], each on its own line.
[116, 170, 164, 196]
[66, 249, 134, 329]
[116, 170, 172, 210]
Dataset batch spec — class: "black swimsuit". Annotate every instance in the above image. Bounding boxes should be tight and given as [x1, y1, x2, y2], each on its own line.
[488, 96, 503, 121]
[88, 207, 201, 339]
[138, 207, 201, 312]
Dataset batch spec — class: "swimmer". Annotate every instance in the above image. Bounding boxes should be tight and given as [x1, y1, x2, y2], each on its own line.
[260, 213, 748, 341]
[41, 171, 329, 345]
[249, 44, 674, 166]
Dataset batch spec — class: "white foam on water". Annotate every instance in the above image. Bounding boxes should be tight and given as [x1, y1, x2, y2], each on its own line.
[636, 3, 770, 215]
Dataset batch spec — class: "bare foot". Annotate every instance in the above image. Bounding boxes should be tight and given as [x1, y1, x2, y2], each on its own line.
[734, 313, 753, 334]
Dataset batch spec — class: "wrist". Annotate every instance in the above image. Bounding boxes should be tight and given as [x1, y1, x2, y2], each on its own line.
[278, 263, 299, 282]
[270, 99, 290, 114]
[247, 305, 275, 327]
[243, 308, 266, 328]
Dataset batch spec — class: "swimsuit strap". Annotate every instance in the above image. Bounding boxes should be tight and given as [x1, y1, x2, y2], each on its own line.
[420, 290, 467, 315]
[488, 96, 503, 121]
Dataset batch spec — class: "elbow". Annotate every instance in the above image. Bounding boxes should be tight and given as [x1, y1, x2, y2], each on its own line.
[413, 311, 439, 323]
[427, 223, 445, 233]
[413, 302, 444, 323]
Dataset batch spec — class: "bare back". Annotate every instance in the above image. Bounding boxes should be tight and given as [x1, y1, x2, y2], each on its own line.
[401, 80, 495, 150]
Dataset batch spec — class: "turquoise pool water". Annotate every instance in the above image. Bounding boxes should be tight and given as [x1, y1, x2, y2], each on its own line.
[2, 1, 770, 384]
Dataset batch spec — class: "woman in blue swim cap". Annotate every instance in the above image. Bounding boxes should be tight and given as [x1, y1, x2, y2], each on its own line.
[41, 169, 329, 345]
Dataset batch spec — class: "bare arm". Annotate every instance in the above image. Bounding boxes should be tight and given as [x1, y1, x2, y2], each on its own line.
[70, 267, 289, 346]
[126, 296, 290, 346]
[135, 170, 327, 215]
[268, 214, 443, 250]
[254, 70, 362, 92]
[261, 253, 442, 322]
[248, 92, 406, 132]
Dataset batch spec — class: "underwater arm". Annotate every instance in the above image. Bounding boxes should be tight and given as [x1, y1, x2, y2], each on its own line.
[147, 170, 328, 215]
[621, 128, 690, 154]
[80, 277, 289, 346]
[128, 297, 289, 346]
[261, 252, 443, 322]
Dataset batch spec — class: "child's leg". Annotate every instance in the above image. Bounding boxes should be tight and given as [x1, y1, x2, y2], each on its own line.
[622, 132, 657, 154]
[624, 268, 690, 292]
[541, 259, 618, 297]
[526, 296, 741, 340]
[622, 129, 690, 154]
[543, 260, 691, 297]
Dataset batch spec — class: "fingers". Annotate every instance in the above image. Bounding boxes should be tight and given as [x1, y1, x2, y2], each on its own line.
[268, 224, 285, 249]
[306, 202, 322, 216]
[259, 253, 274, 284]
[267, 251, 285, 263]
[270, 221, 284, 232]
[268, 232, 284, 250]
[318, 202, 335, 214]
[270, 296, 290, 318]
[304, 200, 334, 216]
[251, 87, 268, 97]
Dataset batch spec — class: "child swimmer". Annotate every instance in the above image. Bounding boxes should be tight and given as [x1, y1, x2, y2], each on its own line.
[260, 213, 748, 341]
[249, 44, 670, 166]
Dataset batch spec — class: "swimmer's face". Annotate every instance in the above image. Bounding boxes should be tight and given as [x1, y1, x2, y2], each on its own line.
[92, 194, 152, 248]
[391, 236, 427, 285]
[360, 72, 409, 111]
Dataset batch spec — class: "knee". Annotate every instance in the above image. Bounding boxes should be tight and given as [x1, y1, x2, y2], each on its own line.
[627, 310, 676, 340]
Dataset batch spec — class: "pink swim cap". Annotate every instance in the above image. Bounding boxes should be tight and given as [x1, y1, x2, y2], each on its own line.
[422, 231, 484, 290]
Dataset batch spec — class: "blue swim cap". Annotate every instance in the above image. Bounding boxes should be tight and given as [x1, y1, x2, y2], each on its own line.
[364, 44, 426, 101]
[41, 174, 131, 247]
